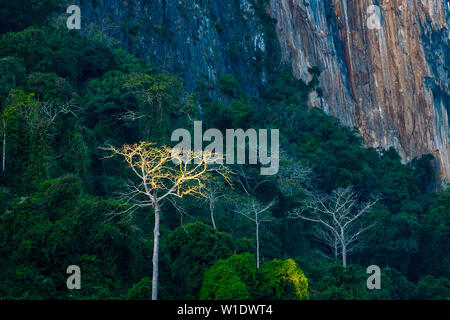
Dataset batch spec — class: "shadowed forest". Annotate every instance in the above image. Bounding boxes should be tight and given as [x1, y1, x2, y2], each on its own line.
[0, 0, 448, 300]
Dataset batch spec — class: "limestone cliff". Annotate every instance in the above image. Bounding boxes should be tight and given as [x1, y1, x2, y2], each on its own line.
[270, 0, 449, 180]
[77, 0, 449, 180]
[78, 0, 276, 97]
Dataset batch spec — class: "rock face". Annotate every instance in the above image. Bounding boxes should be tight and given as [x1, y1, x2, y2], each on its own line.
[78, 0, 275, 98]
[77, 0, 449, 180]
[269, 0, 449, 180]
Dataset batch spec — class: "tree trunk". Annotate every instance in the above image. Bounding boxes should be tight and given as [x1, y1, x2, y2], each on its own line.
[210, 198, 216, 230]
[340, 229, 347, 267]
[256, 219, 260, 269]
[152, 202, 160, 300]
[2, 128, 5, 173]
[342, 246, 347, 267]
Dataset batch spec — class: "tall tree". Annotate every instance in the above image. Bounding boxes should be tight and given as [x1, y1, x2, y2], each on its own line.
[232, 167, 276, 269]
[103, 142, 231, 300]
[202, 177, 230, 230]
[235, 197, 276, 269]
[290, 186, 379, 266]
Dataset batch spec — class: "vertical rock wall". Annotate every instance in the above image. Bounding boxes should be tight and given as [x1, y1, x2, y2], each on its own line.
[269, 0, 449, 179]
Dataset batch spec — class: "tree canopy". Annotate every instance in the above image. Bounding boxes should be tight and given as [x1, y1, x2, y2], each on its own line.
[0, 5, 447, 300]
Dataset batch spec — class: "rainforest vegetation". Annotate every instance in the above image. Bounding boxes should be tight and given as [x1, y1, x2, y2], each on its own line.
[0, 0, 448, 300]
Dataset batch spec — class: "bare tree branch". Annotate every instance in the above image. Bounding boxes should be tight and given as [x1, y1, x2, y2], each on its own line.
[290, 186, 379, 266]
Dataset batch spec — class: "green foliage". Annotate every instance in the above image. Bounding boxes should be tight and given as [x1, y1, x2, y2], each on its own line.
[200, 75, 256, 129]
[200, 253, 309, 300]
[417, 275, 450, 300]
[112, 49, 154, 74]
[419, 191, 450, 278]
[60, 129, 90, 179]
[126, 277, 152, 300]
[313, 265, 367, 300]
[25, 72, 74, 103]
[167, 222, 234, 299]
[381, 267, 417, 300]
[122, 72, 184, 144]
[228, 99, 257, 128]
[0, 56, 26, 99]
[263, 67, 309, 106]
[125, 276, 172, 300]
[411, 154, 435, 187]
[297, 257, 418, 300]
[0, 27, 114, 84]
[258, 259, 309, 300]
[0, 0, 61, 34]
[82, 70, 136, 144]
[1, 89, 48, 191]
[199, 253, 255, 300]
[219, 74, 242, 97]
[0, 175, 151, 299]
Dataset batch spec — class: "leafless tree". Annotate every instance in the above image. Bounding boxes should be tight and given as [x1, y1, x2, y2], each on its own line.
[312, 224, 339, 261]
[277, 158, 314, 197]
[201, 177, 230, 230]
[0, 97, 80, 173]
[229, 166, 280, 268]
[40, 100, 80, 123]
[233, 166, 273, 197]
[290, 186, 379, 266]
[235, 198, 276, 269]
[114, 109, 145, 126]
[102, 142, 231, 300]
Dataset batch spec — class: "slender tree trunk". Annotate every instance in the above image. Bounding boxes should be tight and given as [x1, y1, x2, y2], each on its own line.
[340, 229, 347, 267]
[2, 128, 5, 173]
[341, 240, 347, 267]
[152, 202, 160, 300]
[2, 119, 6, 173]
[256, 218, 260, 269]
[210, 198, 216, 230]
[342, 246, 347, 267]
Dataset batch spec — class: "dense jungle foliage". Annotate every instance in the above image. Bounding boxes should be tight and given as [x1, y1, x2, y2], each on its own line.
[0, 0, 448, 300]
